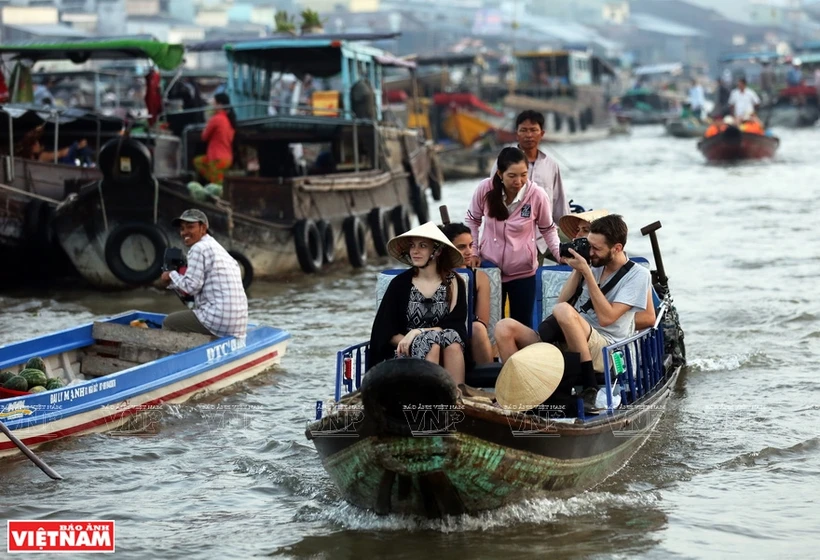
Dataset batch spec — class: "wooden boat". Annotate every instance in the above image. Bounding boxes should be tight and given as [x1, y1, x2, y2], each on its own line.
[306, 224, 687, 517]
[500, 51, 618, 144]
[665, 118, 709, 138]
[0, 39, 187, 201]
[697, 126, 779, 162]
[611, 88, 682, 125]
[52, 37, 438, 289]
[0, 310, 289, 457]
[760, 85, 820, 128]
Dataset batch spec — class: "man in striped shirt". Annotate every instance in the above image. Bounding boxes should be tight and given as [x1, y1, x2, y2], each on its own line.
[160, 209, 248, 338]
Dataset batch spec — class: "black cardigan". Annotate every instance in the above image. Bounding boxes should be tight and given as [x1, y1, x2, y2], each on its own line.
[367, 268, 468, 369]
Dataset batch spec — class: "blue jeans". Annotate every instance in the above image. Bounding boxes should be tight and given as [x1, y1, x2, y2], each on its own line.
[58, 143, 94, 166]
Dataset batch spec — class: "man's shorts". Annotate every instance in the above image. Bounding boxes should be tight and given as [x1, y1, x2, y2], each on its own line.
[587, 326, 610, 373]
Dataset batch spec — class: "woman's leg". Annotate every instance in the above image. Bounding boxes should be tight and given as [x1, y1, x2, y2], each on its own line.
[193, 155, 209, 182]
[470, 321, 494, 365]
[441, 344, 465, 385]
[504, 275, 537, 327]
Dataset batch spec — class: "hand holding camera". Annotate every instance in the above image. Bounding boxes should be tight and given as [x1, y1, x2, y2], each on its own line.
[559, 237, 591, 264]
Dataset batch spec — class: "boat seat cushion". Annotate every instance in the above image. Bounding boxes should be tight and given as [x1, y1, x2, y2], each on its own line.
[376, 268, 473, 336]
[536, 256, 652, 326]
[480, 266, 503, 344]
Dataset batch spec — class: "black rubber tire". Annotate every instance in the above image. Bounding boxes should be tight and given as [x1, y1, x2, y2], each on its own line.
[361, 359, 459, 437]
[293, 219, 323, 274]
[367, 207, 390, 257]
[228, 250, 254, 289]
[343, 215, 367, 268]
[390, 205, 411, 236]
[98, 136, 153, 186]
[23, 199, 55, 252]
[104, 222, 167, 285]
[429, 174, 442, 202]
[410, 184, 430, 224]
[316, 220, 335, 265]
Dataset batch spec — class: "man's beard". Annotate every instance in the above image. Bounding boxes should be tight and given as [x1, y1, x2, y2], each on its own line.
[591, 250, 614, 267]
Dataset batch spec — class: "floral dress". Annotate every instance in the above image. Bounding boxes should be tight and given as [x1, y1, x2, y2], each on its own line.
[399, 273, 464, 359]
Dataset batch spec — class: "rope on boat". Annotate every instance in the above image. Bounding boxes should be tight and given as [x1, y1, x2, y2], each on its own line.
[97, 180, 109, 233]
[0, 182, 60, 204]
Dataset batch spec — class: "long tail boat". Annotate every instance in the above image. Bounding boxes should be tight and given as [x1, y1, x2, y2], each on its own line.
[697, 124, 779, 162]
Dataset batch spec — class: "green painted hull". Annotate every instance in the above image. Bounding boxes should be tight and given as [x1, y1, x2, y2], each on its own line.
[309, 367, 678, 517]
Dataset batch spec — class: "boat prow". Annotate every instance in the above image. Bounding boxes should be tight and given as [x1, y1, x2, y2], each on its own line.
[0, 310, 290, 457]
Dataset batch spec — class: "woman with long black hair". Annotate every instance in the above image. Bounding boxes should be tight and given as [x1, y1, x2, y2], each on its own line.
[466, 146, 560, 326]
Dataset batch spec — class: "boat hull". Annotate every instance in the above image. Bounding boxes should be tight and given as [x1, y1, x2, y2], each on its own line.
[308, 366, 679, 517]
[665, 120, 708, 138]
[697, 129, 779, 162]
[0, 311, 289, 457]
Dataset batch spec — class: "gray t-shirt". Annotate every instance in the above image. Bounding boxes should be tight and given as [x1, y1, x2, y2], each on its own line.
[574, 263, 650, 343]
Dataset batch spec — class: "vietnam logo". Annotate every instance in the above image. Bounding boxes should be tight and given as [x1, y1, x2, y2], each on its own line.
[7, 520, 115, 553]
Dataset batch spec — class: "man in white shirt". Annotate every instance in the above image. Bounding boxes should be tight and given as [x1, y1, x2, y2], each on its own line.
[160, 209, 248, 338]
[728, 78, 761, 121]
[687, 79, 706, 119]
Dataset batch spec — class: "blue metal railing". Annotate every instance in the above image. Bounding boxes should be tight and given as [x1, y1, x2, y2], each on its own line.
[589, 300, 669, 419]
[334, 341, 370, 401]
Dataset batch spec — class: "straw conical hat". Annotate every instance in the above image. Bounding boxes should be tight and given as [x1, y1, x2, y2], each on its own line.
[387, 221, 464, 270]
[495, 343, 565, 411]
[558, 209, 610, 239]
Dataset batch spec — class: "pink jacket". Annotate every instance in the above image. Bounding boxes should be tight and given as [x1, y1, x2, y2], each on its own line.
[465, 178, 560, 282]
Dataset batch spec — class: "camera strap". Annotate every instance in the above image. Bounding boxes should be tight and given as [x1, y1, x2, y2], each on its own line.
[575, 261, 636, 313]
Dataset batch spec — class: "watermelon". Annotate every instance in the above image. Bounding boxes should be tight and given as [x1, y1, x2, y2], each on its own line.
[0, 371, 15, 385]
[25, 357, 47, 372]
[19, 368, 48, 390]
[29, 386, 47, 393]
[45, 378, 64, 391]
[3, 376, 28, 391]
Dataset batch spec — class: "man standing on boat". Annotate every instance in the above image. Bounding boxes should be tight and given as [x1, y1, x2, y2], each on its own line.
[492, 110, 570, 258]
[728, 78, 761, 122]
[160, 209, 248, 338]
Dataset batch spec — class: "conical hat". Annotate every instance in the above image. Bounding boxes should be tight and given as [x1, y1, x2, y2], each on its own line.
[558, 209, 610, 239]
[387, 221, 464, 270]
[495, 343, 564, 411]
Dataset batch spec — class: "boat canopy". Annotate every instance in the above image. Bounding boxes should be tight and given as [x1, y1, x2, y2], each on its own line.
[717, 51, 779, 64]
[224, 38, 414, 120]
[633, 62, 683, 76]
[0, 38, 185, 71]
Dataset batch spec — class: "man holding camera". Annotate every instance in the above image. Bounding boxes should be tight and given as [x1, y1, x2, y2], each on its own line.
[160, 209, 248, 338]
[494, 215, 651, 409]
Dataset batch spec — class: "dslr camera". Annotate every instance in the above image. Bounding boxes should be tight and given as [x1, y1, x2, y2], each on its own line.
[559, 237, 591, 263]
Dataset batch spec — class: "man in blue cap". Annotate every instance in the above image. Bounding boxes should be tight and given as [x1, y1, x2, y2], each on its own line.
[160, 209, 248, 338]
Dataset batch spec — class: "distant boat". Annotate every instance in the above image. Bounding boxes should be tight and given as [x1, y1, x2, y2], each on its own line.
[697, 125, 779, 162]
[665, 118, 708, 138]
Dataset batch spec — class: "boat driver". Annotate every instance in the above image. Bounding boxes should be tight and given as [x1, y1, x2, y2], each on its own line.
[160, 209, 248, 338]
[493, 214, 652, 412]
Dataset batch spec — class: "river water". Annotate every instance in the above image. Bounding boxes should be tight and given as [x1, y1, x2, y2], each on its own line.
[1, 126, 819, 558]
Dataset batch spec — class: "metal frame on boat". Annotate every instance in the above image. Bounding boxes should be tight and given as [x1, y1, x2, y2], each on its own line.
[0, 310, 289, 457]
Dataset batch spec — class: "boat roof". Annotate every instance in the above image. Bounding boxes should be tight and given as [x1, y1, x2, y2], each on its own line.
[223, 38, 414, 78]
[406, 53, 484, 67]
[514, 50, 591, 59]
[186, 32, 402, 53]
[718, 51, 779, 63]
[633, 62, 683, 76]
[0, 38, 185, 71]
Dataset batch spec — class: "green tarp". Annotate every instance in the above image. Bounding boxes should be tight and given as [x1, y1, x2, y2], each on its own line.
[0, 39, 185, 71]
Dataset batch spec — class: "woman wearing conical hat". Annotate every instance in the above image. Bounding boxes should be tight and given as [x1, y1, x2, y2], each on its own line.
[368, 222, 468, 384]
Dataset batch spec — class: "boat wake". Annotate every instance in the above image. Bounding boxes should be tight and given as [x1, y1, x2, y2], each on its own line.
[688, 352, 768, 372]
[294, 491, 661, 533]
[711, 436, 820, 473]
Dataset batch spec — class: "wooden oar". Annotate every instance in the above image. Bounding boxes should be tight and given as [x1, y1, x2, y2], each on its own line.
[439, 205, 450, 225]
[0, 420, 63, 480]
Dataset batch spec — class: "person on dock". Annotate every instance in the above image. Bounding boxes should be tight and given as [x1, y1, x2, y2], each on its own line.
[368, 222, 468, 384]
[194, 92, 236, 186]
[493, 214, 651, 412]
[441, 222, 494, 366]
[467, 147, 561, 326]
[161, 209, 248, 339]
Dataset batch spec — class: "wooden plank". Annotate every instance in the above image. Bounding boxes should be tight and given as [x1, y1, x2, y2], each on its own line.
[81, 355, 140, 378]
[91, 322, 214, 354]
